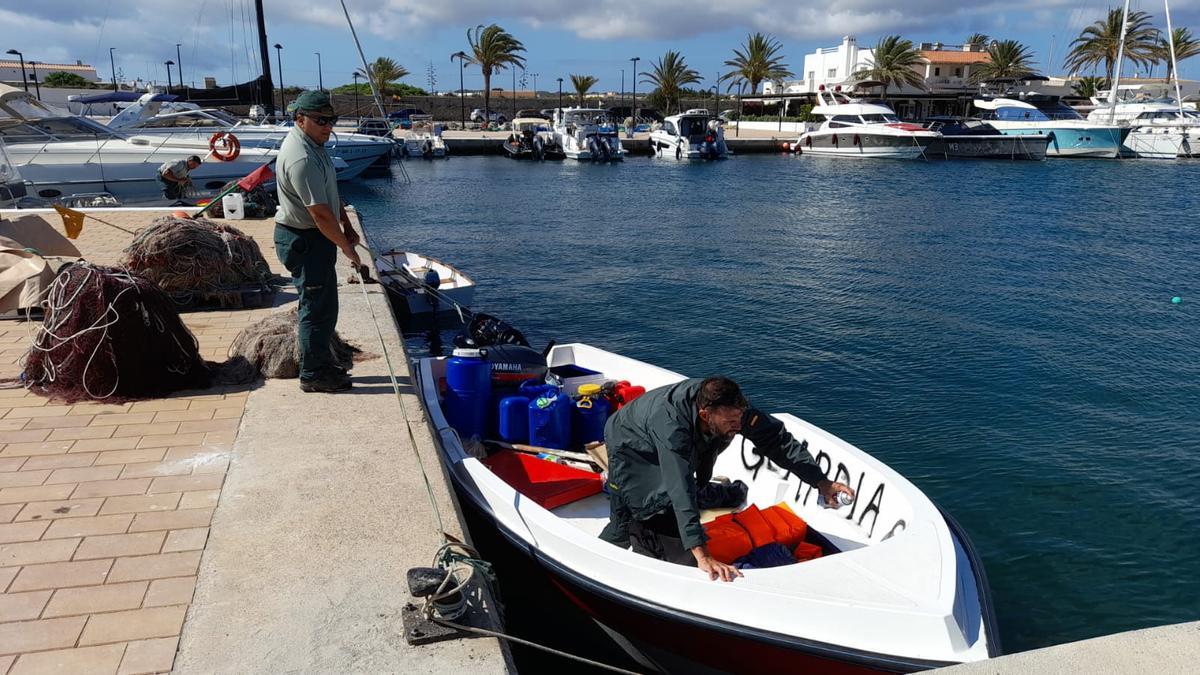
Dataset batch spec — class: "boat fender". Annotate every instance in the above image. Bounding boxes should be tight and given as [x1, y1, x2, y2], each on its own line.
[853, 134, 861, 146]
[675, 144, 682, 160]
[832, 134, 838, 146]
[208, 132, 241, 162]
[804, 136, 811, 148]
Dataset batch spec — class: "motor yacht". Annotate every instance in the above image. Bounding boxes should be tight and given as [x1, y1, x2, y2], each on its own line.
[972, 94, 1126, 158]
[0, 84, 280, 204]
[649, 109, 730, 159]
[503, 117, 562, 160]
[923, 117, 1050, 160]
[1086, 85, 1200, 159]
[396, 115, 448, 159]
[553, 108, 624, 161]
[795, 85, 939, 159]
[106, 93, 394, 179]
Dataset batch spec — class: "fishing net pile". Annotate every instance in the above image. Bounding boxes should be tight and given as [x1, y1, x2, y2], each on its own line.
[22, 262, 213, 402]
[229, 308, 359, 379]
[121, 216, 275, 307]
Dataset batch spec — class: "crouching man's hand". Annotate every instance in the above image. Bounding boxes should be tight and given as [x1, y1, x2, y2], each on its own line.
[692, 546, 742, 582]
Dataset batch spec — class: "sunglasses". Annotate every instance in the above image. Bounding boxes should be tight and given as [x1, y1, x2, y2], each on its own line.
[302, 113, 339, 127]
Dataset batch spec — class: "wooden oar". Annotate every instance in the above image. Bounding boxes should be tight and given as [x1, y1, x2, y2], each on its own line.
[485, 440, 609, 472]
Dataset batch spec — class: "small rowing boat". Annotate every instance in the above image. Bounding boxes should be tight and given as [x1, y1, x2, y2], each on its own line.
[374, 250, 475, 315]
[415, 342, 1001, 673]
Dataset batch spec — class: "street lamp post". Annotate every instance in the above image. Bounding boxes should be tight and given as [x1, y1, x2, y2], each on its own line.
[531, 73, 538, 99]
[556, 77, 563, 114]
[451, 51, 468, 128]
[352, 73, 360, 120]
[28, 61, 41, 100]
[175, 43, 184, 96]
[273, 43, 285, 113]
[109, 47, 117, 91]
[6, 49, 27, 93]
[620, 69, 625, 118]
[165, 60, 175, 92]
[512, 66, 521, 122]
[315, 52, 324, 90]
[630, 57, 640, 130]
[713, 72, 720, 117]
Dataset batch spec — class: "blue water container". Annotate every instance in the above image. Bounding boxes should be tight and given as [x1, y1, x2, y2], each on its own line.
[572, 383, 610, 445]
[444, 348, 491, 440]
[528, 390, 572, 450]
[498, 395, 530, 443]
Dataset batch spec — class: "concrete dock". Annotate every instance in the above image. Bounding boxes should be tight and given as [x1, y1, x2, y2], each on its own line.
[401, 128, 791, 156]
[0, 208, 509, 673]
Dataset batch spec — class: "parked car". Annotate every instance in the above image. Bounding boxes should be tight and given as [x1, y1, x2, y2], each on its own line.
[387, 108, 426, 129]
[470, 108, 507, 125]
[607, 106, 664, 123]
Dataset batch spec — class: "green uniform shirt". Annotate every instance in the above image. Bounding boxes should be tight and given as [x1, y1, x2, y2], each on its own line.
[603, 378, 827, 550]
[274, 125, 339, 230]
[158, 159, 190, 180]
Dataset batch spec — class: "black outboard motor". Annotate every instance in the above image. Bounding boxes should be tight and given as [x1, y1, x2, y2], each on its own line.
[453, 313, 546, 391]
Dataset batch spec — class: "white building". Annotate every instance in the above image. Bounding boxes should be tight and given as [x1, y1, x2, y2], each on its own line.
[0, 60, 102, 87]
[764, 36, 992, 97]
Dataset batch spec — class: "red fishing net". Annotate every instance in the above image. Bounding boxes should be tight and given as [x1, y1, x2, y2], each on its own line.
[23, 262, 212, 402]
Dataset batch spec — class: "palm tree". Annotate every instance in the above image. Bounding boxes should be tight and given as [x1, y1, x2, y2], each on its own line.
[355, 57, 409, 94]
[720, 33, 793, 96]
[851, 35, 925, 99]
[1153, 27, 1200, 81]
[465, 24, 526, 120]
[641, 51, 701, 113]
[1064, 8, 1158, 82]
[965, 33, 991, 49]
[569, 74, 598, 105]
[970, 40, 1041, 83]
[1072, 75, 1109, 98]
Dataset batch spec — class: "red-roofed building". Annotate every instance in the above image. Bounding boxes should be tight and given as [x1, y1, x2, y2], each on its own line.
[1, 60, 101, 87]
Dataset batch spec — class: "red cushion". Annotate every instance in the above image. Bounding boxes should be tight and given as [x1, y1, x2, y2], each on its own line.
[481, 451, 602, 510]
[762, 503, 808, 549]
[793, 541, 824, 562]
[732, 504, 776, 548]
[703, 513, 753, 564]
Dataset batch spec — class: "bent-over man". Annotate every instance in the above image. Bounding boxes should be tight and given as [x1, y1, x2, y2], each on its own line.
[600, 376, 855, 582]
[158, 155, 201, 201]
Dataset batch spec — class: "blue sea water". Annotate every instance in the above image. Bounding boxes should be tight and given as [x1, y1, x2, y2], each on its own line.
[342, 155, 1200, 655]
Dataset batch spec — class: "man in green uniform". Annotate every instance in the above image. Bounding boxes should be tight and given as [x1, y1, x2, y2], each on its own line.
[601, 376, 855, 582]
[274, 91, 362, 393]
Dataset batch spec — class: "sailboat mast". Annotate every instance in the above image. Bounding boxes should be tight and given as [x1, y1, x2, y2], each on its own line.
[340, 0, 387, 119]
[255, 0, 275, 112]
[1108, 0, 1133, 123]
[1164, 0, 1185, 115]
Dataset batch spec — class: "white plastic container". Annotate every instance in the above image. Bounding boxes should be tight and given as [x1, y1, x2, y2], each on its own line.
[221, 192, 245, 220]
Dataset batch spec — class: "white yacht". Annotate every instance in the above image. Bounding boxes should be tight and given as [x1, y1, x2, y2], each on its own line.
[972, 94, 1126, 158]
[649, 109, 730, 159]
[1087, 86, 1200, 159]
[396, 115, 448, 159]
[796, 86, 939, 159]
[553, 108, 624, 161]
[0, 85, 280, 204]
[106, 93, 394, 179]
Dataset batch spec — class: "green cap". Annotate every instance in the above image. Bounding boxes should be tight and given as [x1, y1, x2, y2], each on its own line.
[292, 90, 334, 115]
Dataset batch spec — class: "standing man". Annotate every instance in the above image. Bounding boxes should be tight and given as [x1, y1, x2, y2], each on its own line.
[274, 90, 362, 393]
[158, 155, 201, 201]
[600, 376, 855, 582]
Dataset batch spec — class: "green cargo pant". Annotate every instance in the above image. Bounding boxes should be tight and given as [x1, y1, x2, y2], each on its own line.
[274, 224, 339, 382]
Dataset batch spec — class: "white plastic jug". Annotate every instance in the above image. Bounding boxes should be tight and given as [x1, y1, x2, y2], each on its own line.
[221, 192, 245, 220]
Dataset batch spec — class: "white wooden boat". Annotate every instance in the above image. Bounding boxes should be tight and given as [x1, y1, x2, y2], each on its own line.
[374, 250, 474, 315]
[415, 343, 1001, 673]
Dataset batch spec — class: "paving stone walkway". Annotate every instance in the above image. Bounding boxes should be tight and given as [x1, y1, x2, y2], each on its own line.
[0, 211, 283, 674]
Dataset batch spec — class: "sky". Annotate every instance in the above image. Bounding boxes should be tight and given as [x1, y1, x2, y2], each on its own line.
[4, 0, 1200, 92]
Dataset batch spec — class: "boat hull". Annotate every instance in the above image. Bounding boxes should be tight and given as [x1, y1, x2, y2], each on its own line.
[796, 131, 933, 159]
[990, 126, 1125, 158]
[451, 461, 967, 675]
[926, 134, 1049, 160]
[1123, 127, 1200, 159]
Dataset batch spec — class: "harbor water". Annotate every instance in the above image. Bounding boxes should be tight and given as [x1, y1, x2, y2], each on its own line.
[343, 155, 1200, 658]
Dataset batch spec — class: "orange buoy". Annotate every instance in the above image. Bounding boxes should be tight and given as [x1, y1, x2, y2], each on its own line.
[208, 132, 241, 161]
[171, 211, 192, 219]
